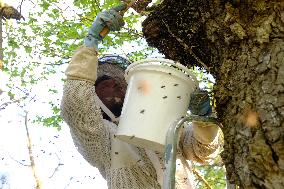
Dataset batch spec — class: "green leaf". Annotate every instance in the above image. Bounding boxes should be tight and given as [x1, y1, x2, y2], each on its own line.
[48, 89, 58, 94]
[24, 46, 33, 54]
[40, 1, 51, 11]
[7, 91, 15, 100]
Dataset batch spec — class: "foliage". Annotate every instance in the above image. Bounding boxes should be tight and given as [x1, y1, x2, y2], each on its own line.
[194, 156, 227, 189]
[1, 0, 154, 129]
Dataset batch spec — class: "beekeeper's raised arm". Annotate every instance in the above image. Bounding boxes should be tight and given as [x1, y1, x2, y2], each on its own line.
[181, 90, 221, 164]
[60, 4, 127, 177]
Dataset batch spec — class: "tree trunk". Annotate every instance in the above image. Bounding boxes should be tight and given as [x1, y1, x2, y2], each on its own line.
[0, 18, 3, 69]
[142, 1, 284, 188]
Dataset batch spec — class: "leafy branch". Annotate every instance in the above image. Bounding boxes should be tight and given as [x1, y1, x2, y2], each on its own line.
[193, 168, 213, 189]
[0, 89, 28, 111]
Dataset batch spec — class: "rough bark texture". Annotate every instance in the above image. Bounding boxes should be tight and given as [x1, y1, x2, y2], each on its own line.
[142, 0, 284, 188]
[0, 3, 24, 20]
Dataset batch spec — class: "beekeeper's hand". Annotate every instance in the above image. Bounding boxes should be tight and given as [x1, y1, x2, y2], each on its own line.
[84, 4, 127, 50]
[189, 89, 219, 144]
[189, 89, 212, 116]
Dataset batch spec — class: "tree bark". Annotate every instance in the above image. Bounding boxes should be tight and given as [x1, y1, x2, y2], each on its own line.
[0, 2, 24, 20]
[0, 17, 3, 69]
[142, 0, 284, 188]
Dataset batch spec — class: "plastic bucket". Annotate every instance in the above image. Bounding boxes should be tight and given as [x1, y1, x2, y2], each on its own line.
[117, 58, 198, 152]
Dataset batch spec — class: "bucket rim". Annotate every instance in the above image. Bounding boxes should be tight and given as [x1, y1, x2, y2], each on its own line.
[125, 58, 198, 86]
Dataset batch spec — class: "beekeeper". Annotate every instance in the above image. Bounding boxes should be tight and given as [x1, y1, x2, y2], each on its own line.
[60, 4, 221, 189]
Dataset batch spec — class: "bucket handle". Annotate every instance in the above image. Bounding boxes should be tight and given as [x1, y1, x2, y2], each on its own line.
[126, 58, 198, 84]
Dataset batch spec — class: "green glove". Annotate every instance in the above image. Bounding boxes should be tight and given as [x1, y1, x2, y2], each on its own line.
[189, 89, 212, 116]
[84, 4, 127, 50]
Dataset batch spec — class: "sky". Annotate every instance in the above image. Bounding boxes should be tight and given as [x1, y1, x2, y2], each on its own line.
[0, 105, 108, 189]
[0, 57, 109, 188]
[0, 0, 109, 188]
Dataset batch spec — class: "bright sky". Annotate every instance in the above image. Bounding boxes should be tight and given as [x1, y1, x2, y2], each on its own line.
[0, 106, 108, 189]
[0, 0, 108, 188]
[0, 62, 109, 188]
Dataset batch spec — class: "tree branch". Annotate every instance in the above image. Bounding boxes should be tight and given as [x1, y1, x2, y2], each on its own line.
[192, 168, 213, 189]
[48, 153, 64, 178]
[0, 87, 30, 111]
[0, 97, 26, 110]
[30, 61, 67, 66]
[0, 9, 2, 70]
[17, 0, 25, 15]
[0, 149, 31, 166]
[180, 155, 213, 189]
[24, 111, 42, 189]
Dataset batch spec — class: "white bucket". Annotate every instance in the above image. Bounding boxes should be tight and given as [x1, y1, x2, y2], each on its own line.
[117, 58, 198, 152]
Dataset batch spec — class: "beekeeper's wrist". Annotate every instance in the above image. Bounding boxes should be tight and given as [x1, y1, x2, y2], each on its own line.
[192, 121, 220, 144]
[84, 34, 99, 50]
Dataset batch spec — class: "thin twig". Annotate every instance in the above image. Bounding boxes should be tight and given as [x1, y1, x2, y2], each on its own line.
[15, 87, 30, 96]
[53, 3, 68, 21]
[180, 155, 213, 189]
[161, 20, 210, 72]
[8, 156, 30, 166]
[0, 11, 3, 70]
[30, 61, 67, 66]
[0, 101, 17, 110]
[24, 111, 42, 189]
[64, 177, 74, 189]
[0, 149, 31, 166]
[17, 0, 25, 14]
[27, 0, 35, 5]
[0, 98, 26, 110]
[48, 153, 64, 178]
[192, 168, 213, 189]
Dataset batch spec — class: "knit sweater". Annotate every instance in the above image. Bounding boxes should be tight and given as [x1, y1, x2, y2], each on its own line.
[60, 46, 221, 189]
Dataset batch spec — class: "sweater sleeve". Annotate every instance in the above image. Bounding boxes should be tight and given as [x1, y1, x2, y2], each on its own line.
[60, 46, 111, 177]
[180, 123, 221, 164]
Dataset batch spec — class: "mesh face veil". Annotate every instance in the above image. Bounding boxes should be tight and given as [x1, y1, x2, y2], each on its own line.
[96, 55, 131, 89]
[98, 55, 131, 70]
[95, 55, 131, 121]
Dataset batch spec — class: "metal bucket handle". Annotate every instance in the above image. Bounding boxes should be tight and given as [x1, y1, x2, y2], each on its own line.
[163, 115, 218, 189]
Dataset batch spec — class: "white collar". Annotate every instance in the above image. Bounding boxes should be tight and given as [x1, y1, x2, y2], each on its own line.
[94, 93, 120, 123]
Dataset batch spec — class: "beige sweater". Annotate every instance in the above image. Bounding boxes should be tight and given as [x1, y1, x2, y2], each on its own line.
[60, 46, 221, 189]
